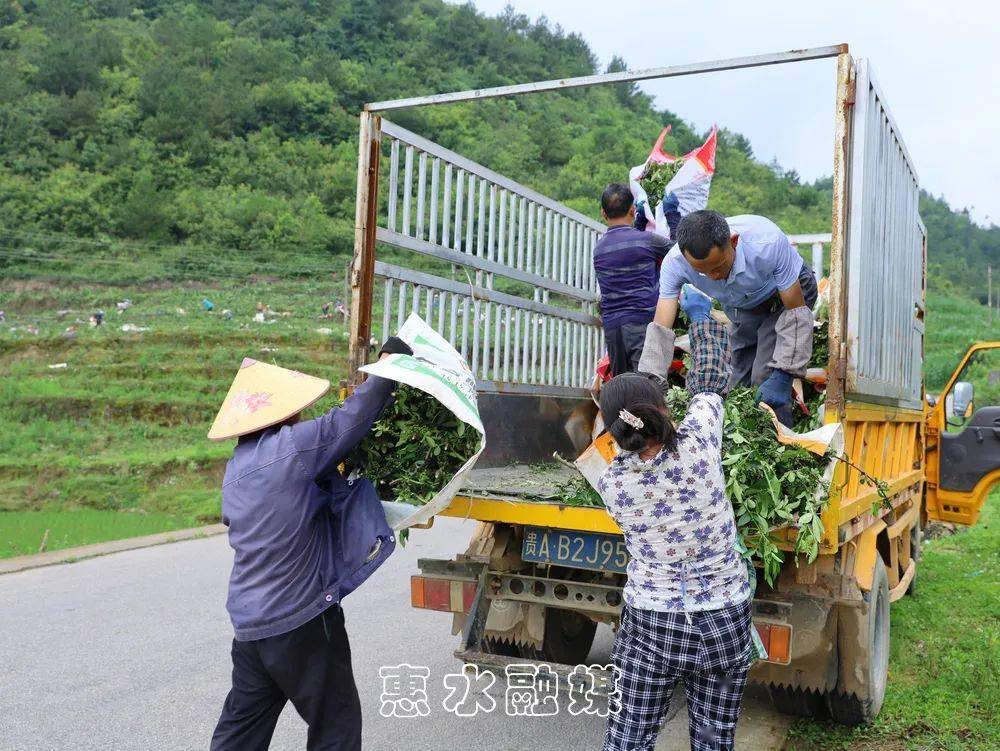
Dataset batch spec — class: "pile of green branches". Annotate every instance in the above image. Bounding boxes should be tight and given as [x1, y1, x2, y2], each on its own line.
[665, 387, 831, 584]
[809, 317, 829, 369]
[555, 387, 835, 585]
[638, 159, 685, 209]
[345, 386, 480, 506]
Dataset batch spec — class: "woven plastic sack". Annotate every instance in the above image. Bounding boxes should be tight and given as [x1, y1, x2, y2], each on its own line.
[629, 125, 719, 235]
[359, 313, 486, 530]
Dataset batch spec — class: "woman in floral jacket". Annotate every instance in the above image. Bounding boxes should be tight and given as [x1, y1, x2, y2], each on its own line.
[598, 285, 752, 751]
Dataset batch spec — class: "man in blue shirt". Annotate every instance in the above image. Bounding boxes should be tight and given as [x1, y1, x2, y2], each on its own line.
[209, 337, 411, 751]
[638, 210, 816, 425]
[593, 183, 678, 376]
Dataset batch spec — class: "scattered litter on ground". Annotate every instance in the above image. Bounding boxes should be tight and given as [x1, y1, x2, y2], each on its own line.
[60, 326, 77, 340]
[259, 347, 278, 353]
[253, 312, 265, 323]
[314, 327, 333, 335]
[202, 299, 214, 311]
[116, 299, 132, 312]
[176, 308, 186, 315]
[121, 323, 149, 332]
[221, 309, 233, 319]
[318, 302, 349, 322]
[0, 310, 5, 322]
[89, 311, 105, 327]
[48, 363, 68, 369]
[26, 325, 39, 335]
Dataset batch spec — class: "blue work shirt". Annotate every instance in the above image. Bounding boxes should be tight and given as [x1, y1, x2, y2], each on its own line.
[658, 215, 802, 310]
[221, 375, 396, 641]
[593, 226, 671, 329]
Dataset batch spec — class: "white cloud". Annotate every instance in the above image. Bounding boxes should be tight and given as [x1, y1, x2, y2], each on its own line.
[465, 0, 1000, 225]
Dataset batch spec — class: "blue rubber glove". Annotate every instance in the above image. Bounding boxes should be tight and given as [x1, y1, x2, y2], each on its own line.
[755, 369, 794, 419]
[679, 283, 712, 323]
[633, 200, 649, 231]
[662, 191, 679, 214]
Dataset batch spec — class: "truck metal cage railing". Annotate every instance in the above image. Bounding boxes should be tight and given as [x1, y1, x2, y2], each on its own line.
[349, 45, 855, 397]
[371, 119, 603, 397]
[845, 59, 925, 409]
[351, 43, 925, 417]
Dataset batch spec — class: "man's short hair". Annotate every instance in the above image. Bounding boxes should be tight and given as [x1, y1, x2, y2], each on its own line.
[677, 210, 731, 260]
[601, 183, 634, 219]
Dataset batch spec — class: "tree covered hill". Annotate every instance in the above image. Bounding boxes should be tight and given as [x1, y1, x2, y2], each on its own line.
[0, 0, 997, 297]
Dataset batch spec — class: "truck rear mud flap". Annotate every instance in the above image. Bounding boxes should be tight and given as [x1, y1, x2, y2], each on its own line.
[750, 594, 839, 693]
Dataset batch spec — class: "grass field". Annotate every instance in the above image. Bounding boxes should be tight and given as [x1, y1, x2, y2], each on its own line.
[786, 496, 999, 751]
[0, 509, 194, 558]
[0, 274, 352, 547]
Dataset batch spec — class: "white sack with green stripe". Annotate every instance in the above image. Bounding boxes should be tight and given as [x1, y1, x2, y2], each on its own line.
[359, 313, 486, 530]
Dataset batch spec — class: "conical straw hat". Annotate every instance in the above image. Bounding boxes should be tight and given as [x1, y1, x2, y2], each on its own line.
[208, 358, 330, 441]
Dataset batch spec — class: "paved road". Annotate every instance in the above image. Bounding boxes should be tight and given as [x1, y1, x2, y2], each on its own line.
[0, 518, 789, 750]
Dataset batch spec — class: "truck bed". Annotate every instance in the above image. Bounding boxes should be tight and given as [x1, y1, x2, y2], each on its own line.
[439, 464, 622, 534]
[459, 464, 583, 503]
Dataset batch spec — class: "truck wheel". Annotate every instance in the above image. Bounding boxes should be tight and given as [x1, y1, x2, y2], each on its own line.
[826, 558, 890, 725]
[767, 685, 828, 718]
[541, 607, 597, 665]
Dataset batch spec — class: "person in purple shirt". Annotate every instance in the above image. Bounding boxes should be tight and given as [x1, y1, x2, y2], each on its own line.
[639, 210, 817, 426]
[208, 336, 411, 751]
[593, 183, 680, 376]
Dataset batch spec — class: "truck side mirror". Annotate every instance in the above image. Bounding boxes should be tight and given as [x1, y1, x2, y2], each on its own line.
[952, 381, 974, 419]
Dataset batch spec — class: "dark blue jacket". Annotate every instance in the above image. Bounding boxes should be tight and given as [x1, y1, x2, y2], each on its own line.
[221, 376, 396, 641]
[593, 226, 671, 329]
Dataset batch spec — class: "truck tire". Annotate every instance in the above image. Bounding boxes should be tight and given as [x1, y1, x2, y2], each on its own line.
[541, 607, 597, 665]
[826, 558, 890, 725]
[767, 685, 828, 718]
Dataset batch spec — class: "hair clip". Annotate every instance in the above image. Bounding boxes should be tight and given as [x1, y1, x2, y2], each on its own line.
[619, 409, 644, 430]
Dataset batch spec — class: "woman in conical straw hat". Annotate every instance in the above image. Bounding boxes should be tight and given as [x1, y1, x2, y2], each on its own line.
[209, 337, 412, 751]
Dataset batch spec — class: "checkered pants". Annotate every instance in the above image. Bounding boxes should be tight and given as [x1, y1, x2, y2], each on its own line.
[603, 599, 753, 751]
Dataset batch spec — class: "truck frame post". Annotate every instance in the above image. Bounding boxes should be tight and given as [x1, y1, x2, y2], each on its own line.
[826, 51, 854, 415]
[348, 110, 382, 384]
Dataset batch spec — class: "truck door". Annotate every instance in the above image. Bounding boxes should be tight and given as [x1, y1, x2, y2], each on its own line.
[925, 342, 1000, 524]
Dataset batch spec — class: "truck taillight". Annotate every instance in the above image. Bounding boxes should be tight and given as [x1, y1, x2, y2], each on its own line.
[754, 621, 792, 664]
[411, 576, 477, 613]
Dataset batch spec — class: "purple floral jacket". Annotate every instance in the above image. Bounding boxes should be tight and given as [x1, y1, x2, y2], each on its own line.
[597, 320, 751, 614]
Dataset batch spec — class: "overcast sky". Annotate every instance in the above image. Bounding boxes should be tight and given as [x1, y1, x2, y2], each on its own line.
[465, 0, 999, 226]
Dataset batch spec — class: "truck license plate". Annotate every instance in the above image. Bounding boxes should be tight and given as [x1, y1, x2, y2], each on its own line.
[522, 527, 629, 574]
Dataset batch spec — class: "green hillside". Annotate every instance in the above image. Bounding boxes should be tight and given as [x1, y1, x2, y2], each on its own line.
[2, 1, 997, 291]
[1, 0, 835, 283]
